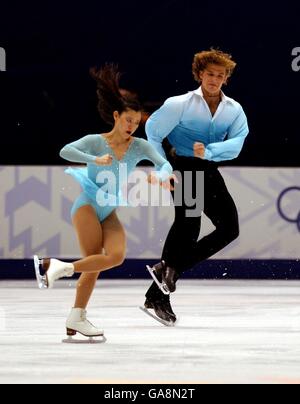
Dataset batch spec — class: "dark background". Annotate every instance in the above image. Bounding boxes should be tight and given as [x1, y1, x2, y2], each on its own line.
[0, 0, 300, 166]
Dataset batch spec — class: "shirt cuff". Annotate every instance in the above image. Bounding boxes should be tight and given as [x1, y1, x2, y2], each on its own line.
[204, 149, 213, 161]
[89, 155, 97, 163]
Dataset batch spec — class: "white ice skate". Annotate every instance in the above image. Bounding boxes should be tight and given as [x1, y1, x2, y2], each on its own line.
[146, 261, 170, 295]
[62, 308, 106, 344]
[33, 255, 74, 289]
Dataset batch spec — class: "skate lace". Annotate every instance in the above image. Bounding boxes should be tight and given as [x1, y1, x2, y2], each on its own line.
[80, 312, 96, 329]
[63, 266, 73, 276]
[50, 261, 70, 282]
[80, 311, 87, 321]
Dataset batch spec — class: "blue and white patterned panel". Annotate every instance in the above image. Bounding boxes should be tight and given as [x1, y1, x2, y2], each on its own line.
[1, 166, 300, 259]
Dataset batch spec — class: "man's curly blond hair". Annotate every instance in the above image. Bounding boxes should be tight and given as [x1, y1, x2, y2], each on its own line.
[192, 48, 237, 84]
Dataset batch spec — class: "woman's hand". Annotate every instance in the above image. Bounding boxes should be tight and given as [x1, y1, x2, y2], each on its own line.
[95, 154, 113, 166]
[194, 142, 206, 159]
[147, 173, 179, 191]
[147, 172, 159, 186]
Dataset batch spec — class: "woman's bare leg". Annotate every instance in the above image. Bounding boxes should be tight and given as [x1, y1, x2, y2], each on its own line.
[72, 206, 126, 309]
[72, 213, 126, 274]
[101, 210, 127, 267]
[72, 205, 103, 309]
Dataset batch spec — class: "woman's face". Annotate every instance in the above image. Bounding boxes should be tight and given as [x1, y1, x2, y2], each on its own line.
[114, 109, 142, 139]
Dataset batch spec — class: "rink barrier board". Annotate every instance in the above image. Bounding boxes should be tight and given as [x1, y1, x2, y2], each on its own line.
[0, 259, 300, 280]
[1, 166, 300, 261]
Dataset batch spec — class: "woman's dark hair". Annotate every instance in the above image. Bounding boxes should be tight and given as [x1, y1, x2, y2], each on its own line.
[90, 64, 142, 125]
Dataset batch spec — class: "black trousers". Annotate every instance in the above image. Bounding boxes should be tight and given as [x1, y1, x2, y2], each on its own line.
[146, 154, 239, 300]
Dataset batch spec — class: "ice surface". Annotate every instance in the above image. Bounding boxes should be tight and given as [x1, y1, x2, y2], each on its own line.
[0, 280, 300, 384]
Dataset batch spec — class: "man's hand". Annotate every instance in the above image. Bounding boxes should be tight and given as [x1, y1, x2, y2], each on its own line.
[95, 154, 113, 166]
[194, 142, 206, 159]
[147, 173, 179, 192]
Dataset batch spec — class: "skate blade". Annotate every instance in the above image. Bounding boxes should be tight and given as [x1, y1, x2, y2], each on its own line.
[62, 335, 107, 344]
[33, 255, 48, 289]
[139, 306, 175, 327]
[146, 265, 170, 295]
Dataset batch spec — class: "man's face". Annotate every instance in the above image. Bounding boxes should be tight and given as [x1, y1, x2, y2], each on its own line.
[199, 64, 228, 94]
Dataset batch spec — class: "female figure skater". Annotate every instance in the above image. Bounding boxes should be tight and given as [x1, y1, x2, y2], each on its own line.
[34, 65, 174, 341]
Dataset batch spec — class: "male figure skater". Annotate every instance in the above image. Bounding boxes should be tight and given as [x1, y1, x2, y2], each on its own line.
[142, 49, 249, 326]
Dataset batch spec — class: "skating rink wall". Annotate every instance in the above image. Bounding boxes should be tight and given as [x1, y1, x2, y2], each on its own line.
[1, 166, 300, 279]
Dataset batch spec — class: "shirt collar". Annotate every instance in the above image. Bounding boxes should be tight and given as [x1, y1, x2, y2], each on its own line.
[194, 86, 233, 104]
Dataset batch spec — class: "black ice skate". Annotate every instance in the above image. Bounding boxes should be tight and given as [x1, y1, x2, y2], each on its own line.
[140, 297, 177, 327]
[146, 261, 179, 294]
[146, 261, 170, 295]
[163, 266, 179, 293]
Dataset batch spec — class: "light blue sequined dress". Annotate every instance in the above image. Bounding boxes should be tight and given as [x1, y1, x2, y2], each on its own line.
[60, 134, 173, 223]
